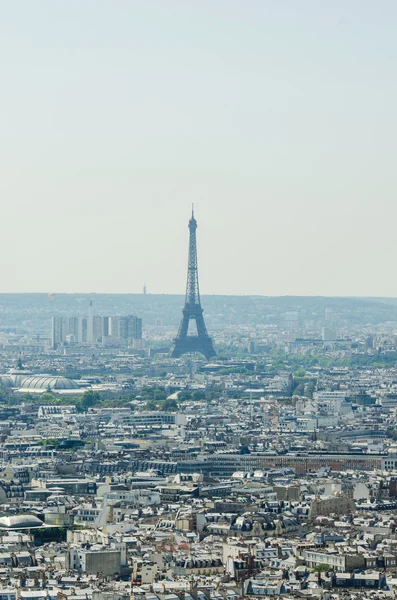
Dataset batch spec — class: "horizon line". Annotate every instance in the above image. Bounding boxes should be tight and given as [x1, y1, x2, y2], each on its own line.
[0, 292, 396, 300]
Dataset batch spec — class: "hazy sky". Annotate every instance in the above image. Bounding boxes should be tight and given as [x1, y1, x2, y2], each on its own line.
[1, 1, 397, 296]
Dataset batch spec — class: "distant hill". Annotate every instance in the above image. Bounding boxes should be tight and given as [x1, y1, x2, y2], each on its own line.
[0, 293, 396, 334]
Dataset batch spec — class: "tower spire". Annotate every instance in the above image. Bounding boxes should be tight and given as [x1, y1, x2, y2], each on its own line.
[171, 209, 216, 360]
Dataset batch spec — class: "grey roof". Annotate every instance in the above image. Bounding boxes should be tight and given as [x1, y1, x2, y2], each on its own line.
[0, 376, 14, 388]
[0, 515, 44, 529]
[19, 376, 79, 390]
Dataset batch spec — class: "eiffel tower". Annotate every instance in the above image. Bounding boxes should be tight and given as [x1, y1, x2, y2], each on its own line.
[171, 208, 216, 360]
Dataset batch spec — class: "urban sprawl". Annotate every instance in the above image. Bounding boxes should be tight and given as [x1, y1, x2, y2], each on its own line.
[1, 217, 397, 599]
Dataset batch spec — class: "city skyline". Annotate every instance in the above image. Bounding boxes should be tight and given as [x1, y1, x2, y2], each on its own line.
[4, 1, 397, 587]
[2, 1, 397, 296]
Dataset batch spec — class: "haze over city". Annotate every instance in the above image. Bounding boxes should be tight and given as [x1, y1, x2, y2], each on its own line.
[2, 0, 397, 295]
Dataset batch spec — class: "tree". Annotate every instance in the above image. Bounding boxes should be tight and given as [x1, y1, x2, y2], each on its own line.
[40, 392, 59, 404]
[153, 388, 166, 402]
[293, 383, 305, 396]
[313, 564, 329, 573]
[178, 391, 193, 402]
[38, 438, 60, 448]
[145, 400, 157, 411]
[305, 382, 316, 399]
[17, 357, 24, 370]
[162, 399, 178, 412]
[293, 368, 306, 378]
[79, 390, 101, 412]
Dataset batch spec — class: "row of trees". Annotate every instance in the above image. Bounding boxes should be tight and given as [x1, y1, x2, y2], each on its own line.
[262, 348, 397, 372]
[34, 390, 101, 412]
[144, 398, 178, 412]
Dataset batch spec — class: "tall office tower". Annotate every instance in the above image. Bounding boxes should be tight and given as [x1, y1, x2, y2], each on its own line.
[322, 327, 337, 342]
[78, 317, 88, 343]
[66, 317, 79, 338]
[132, 317, 143, 340]
[93, 315, 104, 341]
[171, 208, 215, 359]
[102, 316, 110, 337]
[87, 301, 94, 343]
[51, 317, 56, 349]
[51, 317, 65, 350]
[110, 315, 142, 341]
[119, 316, 130, 339]
[110, 316, 121, 338]
[325, 307, 335, 324]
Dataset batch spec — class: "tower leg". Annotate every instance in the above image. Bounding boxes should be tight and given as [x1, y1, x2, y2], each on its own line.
[171, 312, 215, 360]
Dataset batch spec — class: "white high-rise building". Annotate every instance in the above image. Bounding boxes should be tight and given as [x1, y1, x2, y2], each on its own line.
[78, 317, 88, 343]
[87, 301, 94, 343]
[322, 327, 337, 342]
[110, 315, 142, 342]
[51, 314, 142, 347]
[51, 317, 65, 349]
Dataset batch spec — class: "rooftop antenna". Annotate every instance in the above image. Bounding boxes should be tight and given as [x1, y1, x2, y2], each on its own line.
[192, 202, 194, 218]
